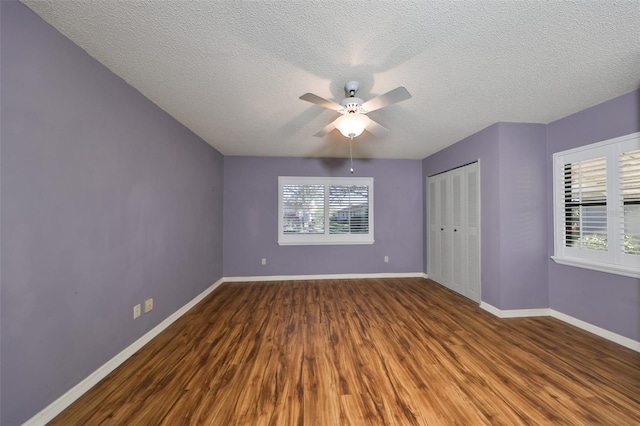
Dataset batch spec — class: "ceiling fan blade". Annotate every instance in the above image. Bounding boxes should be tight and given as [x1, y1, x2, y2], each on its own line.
[313, 119, 337, 137]
[361, 86, 412, 113]
[299, 93, 343, 111]
[366, 119, 390, 138]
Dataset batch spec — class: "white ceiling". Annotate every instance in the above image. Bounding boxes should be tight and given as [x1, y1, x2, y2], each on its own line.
[21, 1, 640, 160]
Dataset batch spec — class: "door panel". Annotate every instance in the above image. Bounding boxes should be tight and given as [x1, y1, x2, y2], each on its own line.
[451, 168, 466, 294]
[465, 163, 480, 302]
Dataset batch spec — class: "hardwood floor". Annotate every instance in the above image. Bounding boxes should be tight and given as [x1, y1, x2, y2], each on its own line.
[50, 278, 640, 425]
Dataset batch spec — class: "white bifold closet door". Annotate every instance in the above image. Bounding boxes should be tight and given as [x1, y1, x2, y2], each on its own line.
[427, 162, 480, 302]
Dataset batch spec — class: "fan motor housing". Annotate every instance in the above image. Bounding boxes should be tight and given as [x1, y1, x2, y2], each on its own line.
[340, 98, 363, 113]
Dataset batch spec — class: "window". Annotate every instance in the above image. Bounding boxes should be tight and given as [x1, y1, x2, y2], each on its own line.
[278, 176, 374, 245]
[552, 132, 640, 278]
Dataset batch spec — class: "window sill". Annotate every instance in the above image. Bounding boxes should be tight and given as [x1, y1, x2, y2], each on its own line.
[278, 239, 375, 246]
[551, 256, 640, 279]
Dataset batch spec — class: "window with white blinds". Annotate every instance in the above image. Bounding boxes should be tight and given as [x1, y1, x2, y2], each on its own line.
[278, 176, 374, 245]
[553, 132, 640, 278]
[621, 149, 640, 255]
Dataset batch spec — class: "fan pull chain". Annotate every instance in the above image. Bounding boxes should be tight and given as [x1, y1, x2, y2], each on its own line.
[349, 135, 354, 174]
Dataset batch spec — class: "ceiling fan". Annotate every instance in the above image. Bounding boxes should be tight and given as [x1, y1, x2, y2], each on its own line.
[299, 81, 412, 140]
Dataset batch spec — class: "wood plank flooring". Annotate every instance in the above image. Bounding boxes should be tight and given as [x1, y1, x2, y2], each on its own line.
[50, 278, 640, 425]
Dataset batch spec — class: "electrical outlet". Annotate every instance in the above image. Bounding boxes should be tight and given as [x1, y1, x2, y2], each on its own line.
[384, 255, 389, 263]
[133, 304, 141, 319]
[144, 298, 153, 313]
[261, 258, 267, 265]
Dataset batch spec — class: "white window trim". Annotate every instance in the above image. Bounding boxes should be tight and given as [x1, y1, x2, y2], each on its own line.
[552, 131, 640, 279]
[550, 255, 640, 279]
[278, 176, 374, 246]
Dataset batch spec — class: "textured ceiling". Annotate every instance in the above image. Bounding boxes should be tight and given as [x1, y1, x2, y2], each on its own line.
[21, 0, 640, 160]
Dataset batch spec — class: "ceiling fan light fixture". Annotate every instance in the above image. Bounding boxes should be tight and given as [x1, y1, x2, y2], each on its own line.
[300, 81, 411, 140]
[335, 113, 370, 138]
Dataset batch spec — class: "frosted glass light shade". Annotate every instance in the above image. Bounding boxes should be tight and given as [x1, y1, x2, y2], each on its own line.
[335, 114, 370, 138]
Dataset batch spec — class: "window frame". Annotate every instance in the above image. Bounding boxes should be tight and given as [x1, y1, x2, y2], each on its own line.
[278, 176, 374, 246]
[552, 132, 640, 278]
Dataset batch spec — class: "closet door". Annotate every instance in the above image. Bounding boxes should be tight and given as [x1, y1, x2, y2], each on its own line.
[427, 162, 481, 302]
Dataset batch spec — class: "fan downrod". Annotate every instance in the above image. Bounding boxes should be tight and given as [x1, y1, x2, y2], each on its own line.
[340, 81, 364, 113]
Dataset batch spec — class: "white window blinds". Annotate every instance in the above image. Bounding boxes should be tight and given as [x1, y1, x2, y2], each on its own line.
[282, 184, 325, 234]
[563, 157, 607, 250]
[329, 185, 369, 234]
[620, 149, 640, 255]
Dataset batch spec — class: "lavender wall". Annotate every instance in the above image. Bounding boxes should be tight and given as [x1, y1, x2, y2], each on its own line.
[497, 123, 548, 309]
[1, 2, 224, 424]
[223, 157, 423, 277]
[422, 122, 548, 309]
[547, 90, 640, 341]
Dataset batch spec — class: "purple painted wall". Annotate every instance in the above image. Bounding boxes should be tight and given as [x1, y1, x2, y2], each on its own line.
[547, 90, 640, 341]
[223, 157, 424, 277]
[497, 123, 548, 309]
[1, 2, 224, 424]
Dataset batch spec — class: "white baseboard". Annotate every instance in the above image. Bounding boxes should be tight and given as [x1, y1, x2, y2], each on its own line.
[479, 302, 550, 318]
[23, 278, 225, 426]
[223, 272, 428, 282]
[480, 302, 639, 352]
[549, 309, 640, 352]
